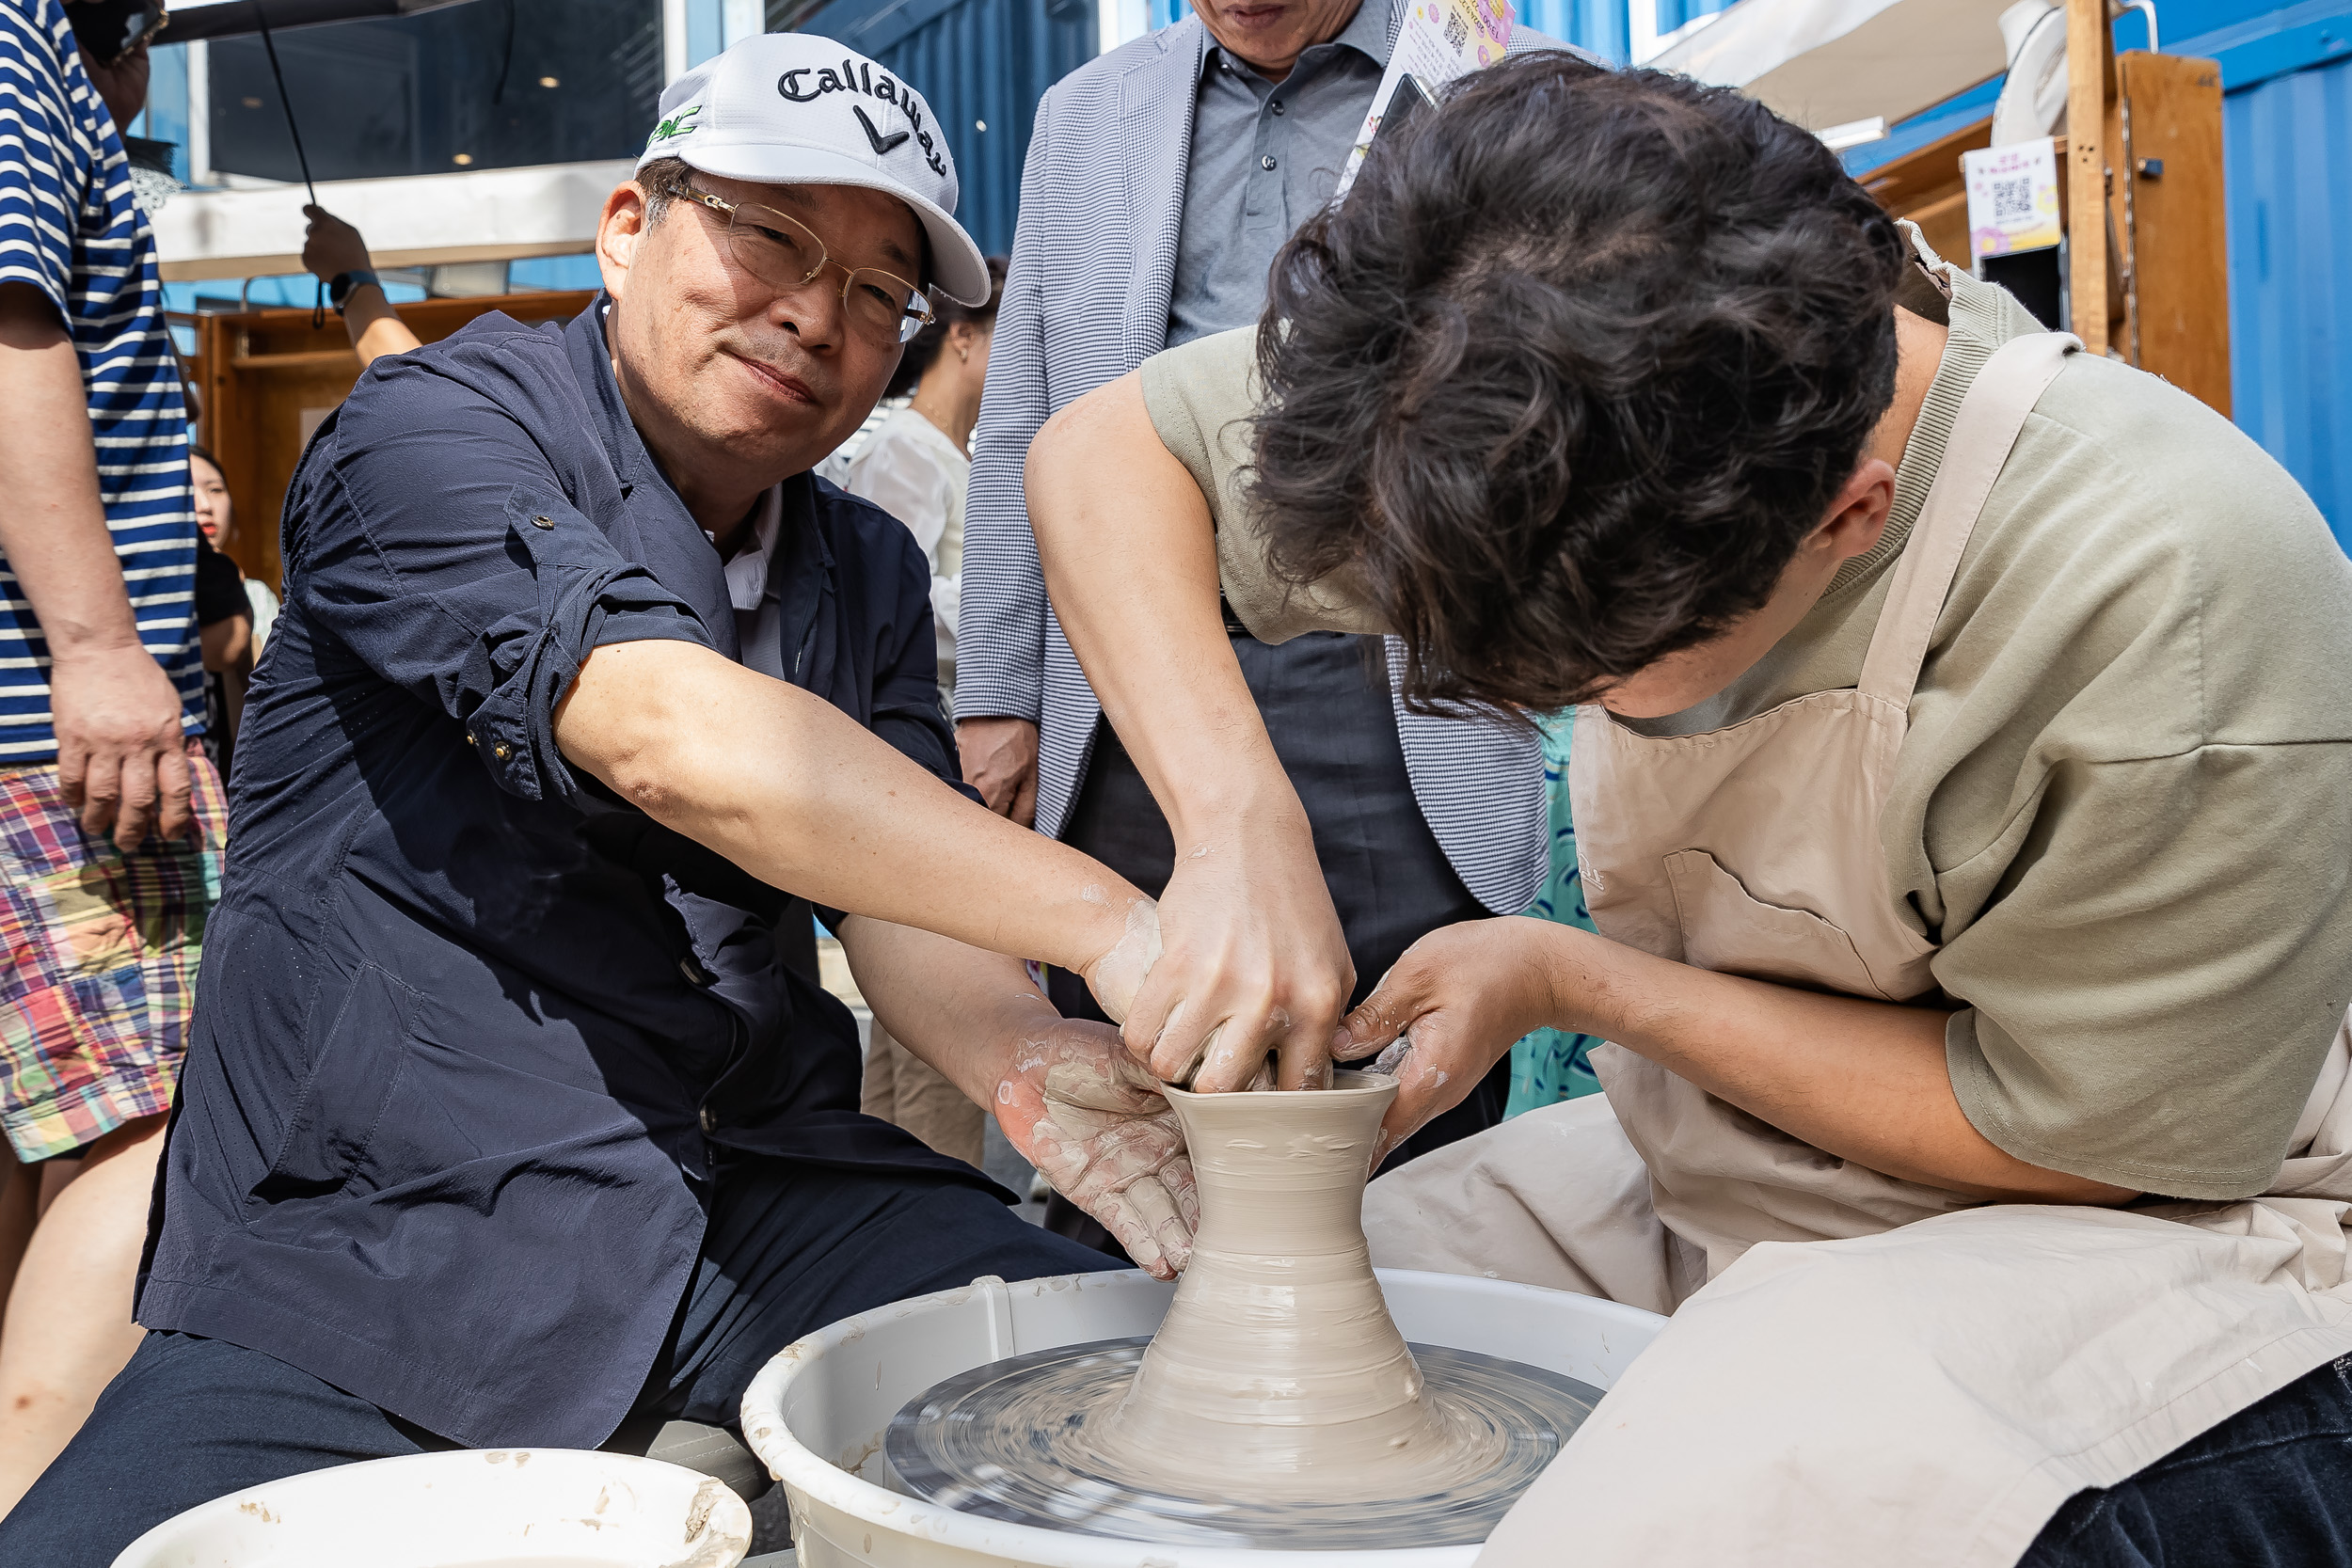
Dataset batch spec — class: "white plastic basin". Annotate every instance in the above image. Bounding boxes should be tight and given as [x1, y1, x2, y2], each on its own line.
[740, 1268, 1667, 1567]
[110, 1447, 754, 1568]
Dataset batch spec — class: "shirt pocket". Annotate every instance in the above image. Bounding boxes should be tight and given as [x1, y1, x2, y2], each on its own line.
[251, 962, 413, 1203]
[1663, 848, 1897, 1002]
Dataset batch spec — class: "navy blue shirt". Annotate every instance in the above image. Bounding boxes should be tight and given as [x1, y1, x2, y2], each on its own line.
[137, 301, 993, 1449]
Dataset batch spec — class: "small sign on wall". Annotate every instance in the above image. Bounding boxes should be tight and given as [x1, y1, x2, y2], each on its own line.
[1963, 138, 2063, 265]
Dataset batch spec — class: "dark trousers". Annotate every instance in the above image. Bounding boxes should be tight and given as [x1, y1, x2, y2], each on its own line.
[1046, 630, 1508, 1262]
[0, 1155, 1105, 1568]
[2022, 1354, 2352, 1566]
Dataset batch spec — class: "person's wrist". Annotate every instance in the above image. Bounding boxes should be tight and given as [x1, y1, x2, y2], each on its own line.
[976, 989, 1058, 1091]
[328, 270, 382, 316]
[1534, 921, 1637, 1042]
[44, 626, 151, 662]
[1161, 752, 1302, 849]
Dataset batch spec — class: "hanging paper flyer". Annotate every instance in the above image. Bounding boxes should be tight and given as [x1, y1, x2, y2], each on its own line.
[1962, 137, 2063, 264]
[1331, 0, 1513, 201]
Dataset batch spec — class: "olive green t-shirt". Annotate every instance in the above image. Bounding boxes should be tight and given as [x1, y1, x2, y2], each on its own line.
[1139, 275, 2352, 1202]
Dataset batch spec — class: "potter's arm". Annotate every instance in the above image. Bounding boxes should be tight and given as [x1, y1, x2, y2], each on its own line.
[556, 639, 1159, 994]
[1025, 376, 1355, 1094]
[838, 916, 1200, 1277]
[1344, 918, 2139, 1202]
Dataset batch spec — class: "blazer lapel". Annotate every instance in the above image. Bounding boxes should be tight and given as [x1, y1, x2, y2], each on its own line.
[1119, 18, 1205, 361]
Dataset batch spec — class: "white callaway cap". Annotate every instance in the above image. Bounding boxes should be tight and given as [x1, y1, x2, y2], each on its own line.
[636, 34, 990, 307]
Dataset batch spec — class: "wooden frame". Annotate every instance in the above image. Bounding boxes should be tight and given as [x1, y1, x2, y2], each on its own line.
[1859, 16, 2231, 416]
[191, 292, 597, 594]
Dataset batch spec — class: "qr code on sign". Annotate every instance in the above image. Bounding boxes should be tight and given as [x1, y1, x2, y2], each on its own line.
[1990, 175, 2035, 223]
[1443, 8, 1469, 49]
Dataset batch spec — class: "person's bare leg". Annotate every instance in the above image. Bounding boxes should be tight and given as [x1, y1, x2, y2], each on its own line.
[0, 1115, 166, 1516]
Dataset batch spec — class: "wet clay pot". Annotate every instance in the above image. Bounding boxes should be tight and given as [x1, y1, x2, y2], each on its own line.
[1088, 1071, 1469, 1503]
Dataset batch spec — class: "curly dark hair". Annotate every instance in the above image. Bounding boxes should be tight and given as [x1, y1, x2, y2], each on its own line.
[1249, 56, 1907, 718]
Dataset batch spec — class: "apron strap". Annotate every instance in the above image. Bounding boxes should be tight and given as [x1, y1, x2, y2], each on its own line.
[1856, 331, 2081, 709]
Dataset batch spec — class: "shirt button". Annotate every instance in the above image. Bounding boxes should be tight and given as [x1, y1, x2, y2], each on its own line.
[700, 1106, 717, 1134]
[1261, 153, 1277, 170]
[493, 743, 510, 760]
[464, 732, 475, 746]
[1271, 100, 1285, 115]
[530, 515, 554, 530]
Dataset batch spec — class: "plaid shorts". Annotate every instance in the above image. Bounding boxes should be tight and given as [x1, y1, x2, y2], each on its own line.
[0, 742, 226, 1162]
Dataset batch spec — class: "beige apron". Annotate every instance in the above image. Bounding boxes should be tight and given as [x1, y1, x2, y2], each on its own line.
[1367, 330, 2352, 1565]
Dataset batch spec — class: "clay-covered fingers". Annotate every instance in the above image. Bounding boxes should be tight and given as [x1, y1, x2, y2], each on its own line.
[993, 1021, 1198, 1278]
[1114, 810, 1353, 1093]
[1122, 956, 1350, 1095]
[1337, 918, 1567, 1162]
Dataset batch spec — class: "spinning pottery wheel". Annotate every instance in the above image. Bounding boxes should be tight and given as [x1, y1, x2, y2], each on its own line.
[882, 1075, 1607, 1550]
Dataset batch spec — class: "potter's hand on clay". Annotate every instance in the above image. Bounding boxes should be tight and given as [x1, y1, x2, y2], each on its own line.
[995, 1017, 1200, 1278]
[1338, 917, 1563, 1164]
[1118, 804, 1355, 1093]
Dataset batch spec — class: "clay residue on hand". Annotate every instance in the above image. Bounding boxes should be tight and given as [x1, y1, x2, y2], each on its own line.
[1084, 897, 1163, 1026]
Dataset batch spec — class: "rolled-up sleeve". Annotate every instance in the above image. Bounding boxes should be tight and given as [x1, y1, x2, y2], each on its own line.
[289, 358, 713, 806]
[1138, 328, 1389, 644]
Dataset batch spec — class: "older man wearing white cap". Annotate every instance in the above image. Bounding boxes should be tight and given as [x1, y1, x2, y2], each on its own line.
[0, 37, 1190, 1563]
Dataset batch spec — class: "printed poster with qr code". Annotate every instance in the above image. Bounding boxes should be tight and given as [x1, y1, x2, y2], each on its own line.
[1331, 0, 1513, 201]
[1963, 138, 2062, 265]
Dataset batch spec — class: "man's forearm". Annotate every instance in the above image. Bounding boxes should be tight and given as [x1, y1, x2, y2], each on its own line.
[839, 915, 1052, 1109]
[343, 287, 422, 366]
[1024, 374, 1291, 844]
[1543, 926, 2137, 1204]
[0, 288, 140, 656]
[558, 638, 1153, 988]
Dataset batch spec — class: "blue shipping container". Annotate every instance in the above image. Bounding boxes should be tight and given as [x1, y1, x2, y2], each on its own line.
[2226, 51, 2352, 549]
[791, 0, 1101, 256]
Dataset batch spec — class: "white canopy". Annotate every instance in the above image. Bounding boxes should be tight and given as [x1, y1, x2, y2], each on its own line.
[1650, 0, 2010, 131]
[151, 159, 634, 281]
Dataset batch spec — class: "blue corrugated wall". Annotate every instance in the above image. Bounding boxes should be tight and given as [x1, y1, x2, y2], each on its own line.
[792, 0, 1100, 256]
[2226, 53, 2352, 548]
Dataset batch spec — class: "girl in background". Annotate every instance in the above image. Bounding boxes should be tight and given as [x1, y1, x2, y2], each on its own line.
[841, 257, 1006, 1171]
[843, 255, 1006, 705]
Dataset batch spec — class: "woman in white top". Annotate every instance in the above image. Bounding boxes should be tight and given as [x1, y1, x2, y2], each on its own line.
[843, 255, 1006, 705]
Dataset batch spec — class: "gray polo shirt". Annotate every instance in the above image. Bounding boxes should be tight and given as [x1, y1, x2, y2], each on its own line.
[1167, 0, 1393, 348]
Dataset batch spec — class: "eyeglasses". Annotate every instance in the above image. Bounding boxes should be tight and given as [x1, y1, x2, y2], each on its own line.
[680, 185, 936, 346]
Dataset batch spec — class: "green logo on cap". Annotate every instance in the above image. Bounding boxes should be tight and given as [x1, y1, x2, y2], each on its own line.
[648, 103, 702, 146]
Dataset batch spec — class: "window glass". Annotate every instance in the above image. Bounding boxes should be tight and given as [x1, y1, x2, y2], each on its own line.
[206, 0, 663, 182]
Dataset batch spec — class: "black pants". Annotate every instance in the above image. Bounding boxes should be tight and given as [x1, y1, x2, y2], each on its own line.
[0, 1155, 1106, 1568]
[1047, 631, 1508, 1262]
[2021, 1353, 2352, 1566]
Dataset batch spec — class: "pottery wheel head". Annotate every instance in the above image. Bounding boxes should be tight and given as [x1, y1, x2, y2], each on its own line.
[884, 1338, 1603, 1549]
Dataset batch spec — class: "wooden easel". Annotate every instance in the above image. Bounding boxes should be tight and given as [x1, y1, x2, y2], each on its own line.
[2064, 0, 2229, 410]
[1865, 4, 2231, 417]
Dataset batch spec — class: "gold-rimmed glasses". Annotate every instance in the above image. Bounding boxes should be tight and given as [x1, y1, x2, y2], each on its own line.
[681, 185, 936, 345]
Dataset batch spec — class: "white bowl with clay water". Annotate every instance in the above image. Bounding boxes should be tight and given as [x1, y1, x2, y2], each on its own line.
[740, 1267, 1667, 1567]
[109, 1447, 753, 1568]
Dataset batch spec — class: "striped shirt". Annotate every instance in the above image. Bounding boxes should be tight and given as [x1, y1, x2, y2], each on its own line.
[0, 0, 199, 761]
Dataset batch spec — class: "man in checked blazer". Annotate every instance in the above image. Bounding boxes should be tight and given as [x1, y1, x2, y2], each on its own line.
[958, 0, 1577, 1248]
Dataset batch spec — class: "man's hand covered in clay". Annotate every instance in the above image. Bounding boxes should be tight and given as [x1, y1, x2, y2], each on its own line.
[1337, 918, 1563, 1164]
[994, 1018, 1200, 1277]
